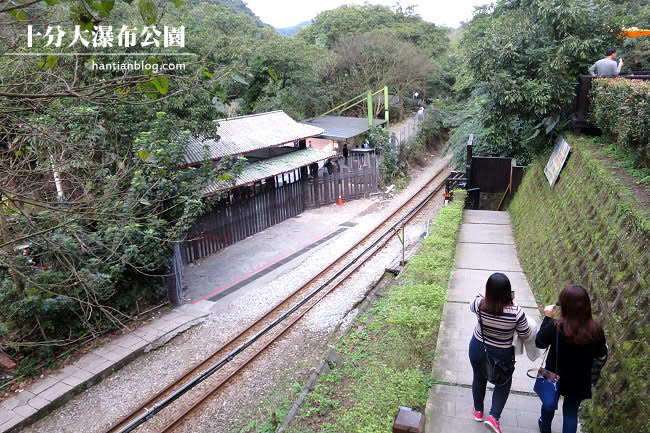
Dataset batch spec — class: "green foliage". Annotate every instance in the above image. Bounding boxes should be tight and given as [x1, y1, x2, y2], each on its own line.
[398, 105, 456, 171]
[298, 4, 447, 55]
[449, 0, 621, 163]
[0, 100, 242, 365]
[241, 37, 329, 118]
[297, 4, 445, 122]
[161, 1, 331, 119]
[509, 138, 649, 433]
[321, 32, 433, 122]
[613, 1, 650, 71]
[367, 126, 403, 186]
[289, 191, 466, 433]
[188, 0, 264, 23]
[416, 104, 454, 147]
[237, 381, 302, 433]
[590, 78, 650, 168]
[601, 143, 650, 188]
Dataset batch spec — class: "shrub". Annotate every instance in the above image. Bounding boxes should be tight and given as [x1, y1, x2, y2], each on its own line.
[289, 191, 466, 433]
[590, 78, 650, 168]
[509, 137, 650, 433]
[368, 126, 405, 187]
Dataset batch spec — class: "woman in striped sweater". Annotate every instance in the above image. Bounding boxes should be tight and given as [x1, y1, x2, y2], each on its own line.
[469, 273, 532, 433]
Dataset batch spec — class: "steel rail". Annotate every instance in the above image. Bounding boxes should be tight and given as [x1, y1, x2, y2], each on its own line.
[156, 171, 451, 433]
[104, 162, 451, 433]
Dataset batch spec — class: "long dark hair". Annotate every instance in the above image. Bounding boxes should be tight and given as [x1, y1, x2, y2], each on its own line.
[556, 285, 602, 345]
[480, 273, 513, 316]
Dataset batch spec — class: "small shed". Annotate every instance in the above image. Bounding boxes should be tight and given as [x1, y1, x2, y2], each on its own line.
[301, 115, 386, 152]
[179, 110, 343, 264]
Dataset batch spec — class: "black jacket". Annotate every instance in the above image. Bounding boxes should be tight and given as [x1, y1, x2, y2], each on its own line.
[535, 317, 607, 399]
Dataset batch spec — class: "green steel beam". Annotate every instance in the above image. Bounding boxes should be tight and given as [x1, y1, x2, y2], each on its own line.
[383, 86, 389, 129]
[315, 86, 390, 130]
[367, 91, 373, 128]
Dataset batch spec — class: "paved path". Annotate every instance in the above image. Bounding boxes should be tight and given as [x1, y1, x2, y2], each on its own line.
[426, 210, 570, 433]
[0, 302, 213, 433]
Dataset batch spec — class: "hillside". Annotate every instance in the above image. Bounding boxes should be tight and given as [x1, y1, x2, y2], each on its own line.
[509, 136, 649, 433]
[188, 0, 266, 25]
[277, 20, 312, 36]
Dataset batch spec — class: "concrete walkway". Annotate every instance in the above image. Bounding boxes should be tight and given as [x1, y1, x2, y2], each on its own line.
[426, 210, 569, 433]
[0, 302, 213, 433]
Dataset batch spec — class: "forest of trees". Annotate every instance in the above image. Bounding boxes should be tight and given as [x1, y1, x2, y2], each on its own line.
[443, 0, 650, 164]
[0, 0, 447, 371]
[0, 0, 648, 376]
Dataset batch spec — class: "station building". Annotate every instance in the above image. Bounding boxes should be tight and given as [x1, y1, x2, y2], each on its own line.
[178, 111, 380, 265]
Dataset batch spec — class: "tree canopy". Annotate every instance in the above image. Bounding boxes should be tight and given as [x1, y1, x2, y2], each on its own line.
[443, 0, 642, 164]
[298, 3, 448, 57]
[0, 0, 450, 369]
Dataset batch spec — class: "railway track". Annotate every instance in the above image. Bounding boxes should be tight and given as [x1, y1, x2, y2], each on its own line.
[104, 159, 456, 433]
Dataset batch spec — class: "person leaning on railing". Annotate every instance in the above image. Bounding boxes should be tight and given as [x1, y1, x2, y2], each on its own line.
[588, 48, 623, 77]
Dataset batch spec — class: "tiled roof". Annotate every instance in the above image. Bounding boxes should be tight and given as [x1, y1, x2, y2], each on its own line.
[302, 115, 386, 140]
[202, 149, 336, 196]
[186, 110, 324, 165]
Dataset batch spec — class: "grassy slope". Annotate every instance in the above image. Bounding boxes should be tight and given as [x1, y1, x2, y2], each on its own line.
[509, 136, 650, 433]
[287, 191, 466, 433]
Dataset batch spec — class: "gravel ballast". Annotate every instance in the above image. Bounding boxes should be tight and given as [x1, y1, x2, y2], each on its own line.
[21, 156, 450, 433]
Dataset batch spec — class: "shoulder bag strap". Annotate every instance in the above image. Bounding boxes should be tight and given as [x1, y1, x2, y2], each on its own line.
[477, 310, 488, 353]
[555, 322, 559, 371]
[527, 319, 555, 379]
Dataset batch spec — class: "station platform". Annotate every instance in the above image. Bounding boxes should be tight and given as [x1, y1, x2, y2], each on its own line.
[0, 155, 448, 433]
[182, 198, 375, 304]
[0, 302, 213, 433]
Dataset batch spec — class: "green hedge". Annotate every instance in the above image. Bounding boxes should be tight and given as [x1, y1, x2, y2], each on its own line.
[287, 191, 466, 433]
[590, 78, 650, 168]
[509, 137, 650, 433]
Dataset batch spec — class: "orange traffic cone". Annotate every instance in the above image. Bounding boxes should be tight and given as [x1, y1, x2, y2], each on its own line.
[337, 195, 344, 206]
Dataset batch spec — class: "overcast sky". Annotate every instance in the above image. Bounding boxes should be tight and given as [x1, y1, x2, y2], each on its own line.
[244, 0, 491, 29]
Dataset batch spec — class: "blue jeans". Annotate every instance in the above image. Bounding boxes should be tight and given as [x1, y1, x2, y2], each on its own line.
[468, 336, 514, 419]
[539, 395, 582, 433]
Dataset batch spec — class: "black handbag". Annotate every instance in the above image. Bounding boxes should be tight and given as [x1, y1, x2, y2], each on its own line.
[478, 310, 516, 386]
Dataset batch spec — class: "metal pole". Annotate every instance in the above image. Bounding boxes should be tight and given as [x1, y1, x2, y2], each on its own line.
[402, 225, 406, 266]
[395, 225, 405, 266]
[383, 86, 390, 130]
[367, 91, 373, 128]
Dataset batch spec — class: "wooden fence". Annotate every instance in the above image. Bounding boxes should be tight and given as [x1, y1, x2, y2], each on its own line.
[304, 155, 378, 208]
[470, 157, 520, 193]
[180, 154, 378, 264]
[182, 180, 304, 263]
[466, 153, 524, 210]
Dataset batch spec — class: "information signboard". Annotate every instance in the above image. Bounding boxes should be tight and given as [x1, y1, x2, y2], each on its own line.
[544, 136, 572, 188]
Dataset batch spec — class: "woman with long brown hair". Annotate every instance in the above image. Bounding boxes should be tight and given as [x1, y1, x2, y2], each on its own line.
[536, 285, 608, 433]
[469, 273, 532, 433]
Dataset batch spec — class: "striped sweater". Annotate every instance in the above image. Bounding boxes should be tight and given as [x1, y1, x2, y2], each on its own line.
[470, 295, 532, 349]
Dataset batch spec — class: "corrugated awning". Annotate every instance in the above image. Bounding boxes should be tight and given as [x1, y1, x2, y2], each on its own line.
[185, 110, 324, 165]
[202, 149, 336, 196]
[302, 115, 386, 140]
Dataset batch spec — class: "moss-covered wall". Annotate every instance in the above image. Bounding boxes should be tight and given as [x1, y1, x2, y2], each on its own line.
[509, 137, 649, 433]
